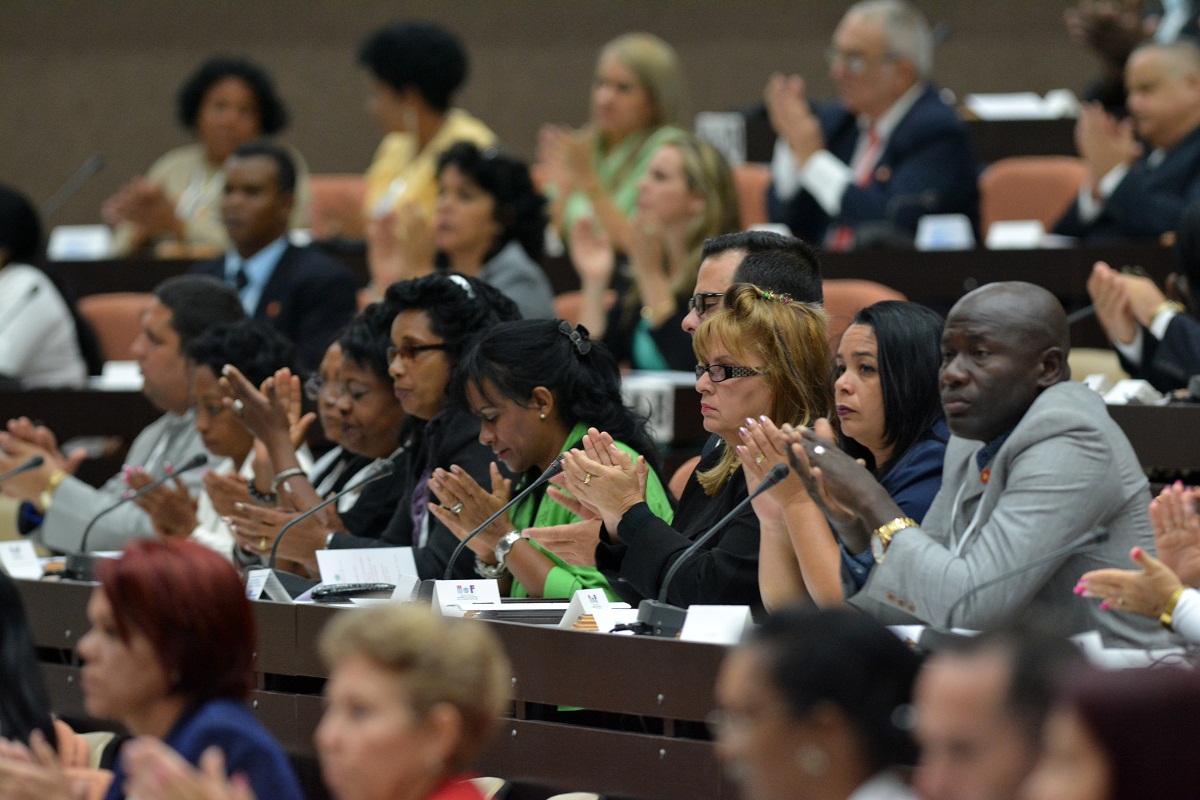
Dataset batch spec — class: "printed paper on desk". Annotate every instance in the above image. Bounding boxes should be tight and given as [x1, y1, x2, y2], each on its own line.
[679, 605, 753, 645]
[559, 588, 612, 629]
[315, 547, 418, 585]
[433, 579, 501, 616]
[244, 568, 294, 603]
[0, 539, 42, 579]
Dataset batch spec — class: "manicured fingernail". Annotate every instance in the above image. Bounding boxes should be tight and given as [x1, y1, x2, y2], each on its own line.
[1099, 601, 1110, 610]
[234, 502, 245, 510]
[1073, 585, 1085, 595]
[739, 427, 749, 437]
[450, 465, 461, 474]
[759, 415, 769, 422]
[745, 417, 756, 426]
[1133, 547, 1143, 558]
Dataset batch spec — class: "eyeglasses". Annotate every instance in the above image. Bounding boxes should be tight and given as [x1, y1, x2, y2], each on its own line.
[825, 47, 898, 75]
[695, 364, 766, 382]
[386, 343, 449, 363]
[303, 376, 378, 403]
[688, 292, 725, 317]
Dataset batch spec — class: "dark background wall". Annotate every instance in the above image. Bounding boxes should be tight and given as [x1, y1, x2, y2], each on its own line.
[0, 1, 1098, 226]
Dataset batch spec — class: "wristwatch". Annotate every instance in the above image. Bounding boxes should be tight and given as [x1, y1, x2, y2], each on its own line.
[38, 470, 69, 513]
[871, 517, 918, 564]
[494, 530, 525, 569]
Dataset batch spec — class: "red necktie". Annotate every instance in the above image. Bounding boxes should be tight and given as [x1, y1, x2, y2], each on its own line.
[828, 127, 881, 252]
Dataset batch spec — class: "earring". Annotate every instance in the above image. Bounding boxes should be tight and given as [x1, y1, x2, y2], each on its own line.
[796, 745, 829, 776]
[539, 413, 546, 420]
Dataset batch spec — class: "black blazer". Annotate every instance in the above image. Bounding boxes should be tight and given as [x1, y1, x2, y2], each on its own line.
[191, 244, 358, 372]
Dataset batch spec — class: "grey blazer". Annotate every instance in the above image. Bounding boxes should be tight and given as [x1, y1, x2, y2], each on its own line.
[850, 381, 1168, 647]
[39, 410, 208, 553]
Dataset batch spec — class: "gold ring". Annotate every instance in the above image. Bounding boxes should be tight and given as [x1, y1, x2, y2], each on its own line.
[259, 537, 267, 551]
[583, 473, 592, 485]
[755, 455, 765, 464]
[1116, 597, 1125, 607]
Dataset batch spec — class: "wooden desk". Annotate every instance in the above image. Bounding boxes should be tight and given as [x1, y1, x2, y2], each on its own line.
[16, 579, 733, 800]
[1107, 404, 1200, 473]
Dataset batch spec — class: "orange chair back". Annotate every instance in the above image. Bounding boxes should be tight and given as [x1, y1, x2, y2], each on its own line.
[978, 156, 1090, 237]
[308, 174, 367, 239]
[77, 292, 153, 362]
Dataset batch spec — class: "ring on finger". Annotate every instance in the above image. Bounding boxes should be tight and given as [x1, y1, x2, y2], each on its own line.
[449, 502, 464, 515]
[813, 445, 826, 455]
[755, 455, 765, 464]
[259, 537, 267, 551]
[232, 399, 246, 417]
[583, 473, 592, 485]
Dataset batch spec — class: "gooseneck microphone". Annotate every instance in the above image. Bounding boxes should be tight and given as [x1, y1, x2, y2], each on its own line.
[0, 455, 44, 484]
[267, 458, 395, 571]
[638, 464, 790, 637]
[939, 530, 1112, 631]
[64, 453, 208, 580]
[41, 154, 105, 222]
[443, 454, 565, 581]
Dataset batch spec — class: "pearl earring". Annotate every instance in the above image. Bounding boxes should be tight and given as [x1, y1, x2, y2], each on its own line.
[539, 413, 546, 420]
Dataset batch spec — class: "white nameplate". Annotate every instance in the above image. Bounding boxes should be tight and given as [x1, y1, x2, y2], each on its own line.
[0, 539, 42, 579]
[315, 546, 418, 585]
[985, 219, 1045, 250]
[433, 579, 501, 616]
[916, 214, 975, 251]
[694, 112, 747, 166]
[244, 568, 294, 603]
[679, 605, 753, 644]
[559, 588, 612, 629]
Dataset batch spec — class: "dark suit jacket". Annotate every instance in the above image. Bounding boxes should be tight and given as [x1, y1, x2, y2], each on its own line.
[191, 244, 357, 372]
[767, 84, 980, 245]
[1055, 124, 1200, 241]
[1121, 312, 1200, 391]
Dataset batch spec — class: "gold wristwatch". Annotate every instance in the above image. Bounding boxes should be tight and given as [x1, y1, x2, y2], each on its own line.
[39, 469, 69, 513]
[871, 517, 918, 564]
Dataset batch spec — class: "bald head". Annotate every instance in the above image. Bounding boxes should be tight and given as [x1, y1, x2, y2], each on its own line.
[1126, 40, 1200, 149]
[953, 282, 1069, 361]
[1133, 40, 1200, 81]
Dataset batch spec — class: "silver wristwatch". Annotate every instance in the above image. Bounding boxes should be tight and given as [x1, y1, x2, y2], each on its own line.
[494, 530, 525, 568]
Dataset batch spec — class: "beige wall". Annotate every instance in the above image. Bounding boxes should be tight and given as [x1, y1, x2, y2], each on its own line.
[0, 1, 1098, 226]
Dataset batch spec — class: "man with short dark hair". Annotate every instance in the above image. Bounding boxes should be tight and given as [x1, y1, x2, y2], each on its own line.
[792, 281, 1166, 646]
[913, 629, 1084, 800]
[0, 276, 245, 552]
[191, 140, 357, 372]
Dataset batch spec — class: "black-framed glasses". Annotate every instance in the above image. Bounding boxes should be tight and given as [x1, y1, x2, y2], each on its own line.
[688, 291, 725, 317]
[303, 376, 378, 403]
[695, 364, 766, 383]
[386, 343, 449, 363]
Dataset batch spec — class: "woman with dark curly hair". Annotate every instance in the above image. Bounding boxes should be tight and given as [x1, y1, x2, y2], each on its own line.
[368, 141, 554, 318]
[104, 56, 311, 256]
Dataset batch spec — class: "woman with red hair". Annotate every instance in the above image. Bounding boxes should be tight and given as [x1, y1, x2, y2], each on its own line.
[0, 539, 302, 800]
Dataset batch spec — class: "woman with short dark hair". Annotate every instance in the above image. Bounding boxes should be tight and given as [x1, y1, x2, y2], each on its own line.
[104, 56, 310, 256]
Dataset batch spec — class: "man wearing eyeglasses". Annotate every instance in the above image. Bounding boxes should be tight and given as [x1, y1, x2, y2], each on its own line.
[765, 0, 979, 250]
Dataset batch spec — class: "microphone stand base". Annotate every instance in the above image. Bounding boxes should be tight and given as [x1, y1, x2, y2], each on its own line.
[63, 552, 112, 582]
[636, 600, 688, 638]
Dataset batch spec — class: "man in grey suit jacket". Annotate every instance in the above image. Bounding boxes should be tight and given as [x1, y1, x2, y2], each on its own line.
[0, 276, 244, 552]
[792, 282, 1166, 646]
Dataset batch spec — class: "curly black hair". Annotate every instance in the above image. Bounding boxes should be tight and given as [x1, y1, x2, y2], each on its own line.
[0, 184, 40, 263]
[436, 142, 547, 263]
[339, 302, 399, 382]
[184, 318, 295, 388]
[357, 21, 467, 112]
[177, 56, 288, 135]
[384, 273, 520, 369]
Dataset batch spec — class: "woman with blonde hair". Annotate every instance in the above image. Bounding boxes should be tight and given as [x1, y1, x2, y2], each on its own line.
[571, 134, 742, 370]
[553, 284, 840, 614]
[539, 32, 687, 255]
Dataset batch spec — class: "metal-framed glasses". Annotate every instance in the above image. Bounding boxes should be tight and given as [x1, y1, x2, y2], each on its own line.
[688, 292, 726, 317]
[695, 364, 766, 382]
[386, 343, 449, 363]
[824, 47, 897, 75]
[303, 376, 377, 403]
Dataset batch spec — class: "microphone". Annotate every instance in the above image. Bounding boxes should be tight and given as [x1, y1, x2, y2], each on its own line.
[443, 454, 565, 580]
[0, 455, 44, 484]
[1066, 305, 1096, 326]
[637, 463, 790, 637]
[64, 453, 208, 581]
[41, 155, 105, 222]
[937, 530, 1112, 632]
[0, 284, 41, 340]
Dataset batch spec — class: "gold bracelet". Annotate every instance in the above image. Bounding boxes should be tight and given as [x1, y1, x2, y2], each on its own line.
[1152, 300, 1186, 322]
[38, 469, 69, 513]
[871, 517, 918, 564]
[1160, 586, 1187, 631]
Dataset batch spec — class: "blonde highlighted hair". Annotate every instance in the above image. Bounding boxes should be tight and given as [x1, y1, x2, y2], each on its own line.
[692, 283, 835, 495]
[319, 604, 512, 771]
[600, 32, 685, 128]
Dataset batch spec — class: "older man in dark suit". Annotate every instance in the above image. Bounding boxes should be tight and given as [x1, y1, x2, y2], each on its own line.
[191, 140, 357, 371]
[765, 0, 979, 249]
[1057, 40, 1200, 240]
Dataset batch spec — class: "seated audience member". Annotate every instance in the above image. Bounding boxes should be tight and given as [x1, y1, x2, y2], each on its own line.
[539, 32, 686, 254]
[189, 140, 357, 372]
[1078, 482, 1200, 642]
[367, 142, 555, 319]
[569, 134, 741, 370]
[913, 627, 1085, 800]
[124, 319, 296, 559]
[1023, 666, 1200, 800]
[0, 276, 245, 553]
[121, 603, 510, 800]
[359, 21, 495, 228]
[557, 283, 837, 614]
[429, 319, 673, 598]
[744, 300, 946, 608]
[0, 184, 93, 388]
[224, 305, 408, 568]
[1056, 40, 1200, 241]
[0, 571, 56, 747]
[1088, 255, 1200, 391]
[788, 281, 1166, 645]
[713, 607, 921, 800]
[765, 0, 979, 249]
[104, 57, 311, 257]
[0, 540, 303, 800]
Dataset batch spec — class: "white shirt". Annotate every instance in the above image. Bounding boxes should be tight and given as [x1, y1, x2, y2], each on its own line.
[0, 263, 87, 387]
[847, 773, 917, 800]
[1170, 587, 1200, 643]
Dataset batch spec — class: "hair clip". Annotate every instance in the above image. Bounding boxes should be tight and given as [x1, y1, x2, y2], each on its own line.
[760, 290, 794, 305]
[557, 320, 592, 355]
[447, 273, 476, 299]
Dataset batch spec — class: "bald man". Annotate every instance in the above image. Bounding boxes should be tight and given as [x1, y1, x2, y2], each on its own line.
[790, 282, 1165, 646]
[1057, 40, 1200, 240]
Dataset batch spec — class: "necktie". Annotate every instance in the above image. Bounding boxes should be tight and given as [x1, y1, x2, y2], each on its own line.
[828, 127, 882, 252]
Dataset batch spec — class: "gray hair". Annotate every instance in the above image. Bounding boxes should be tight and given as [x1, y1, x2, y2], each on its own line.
[848, 0, 933, 79]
